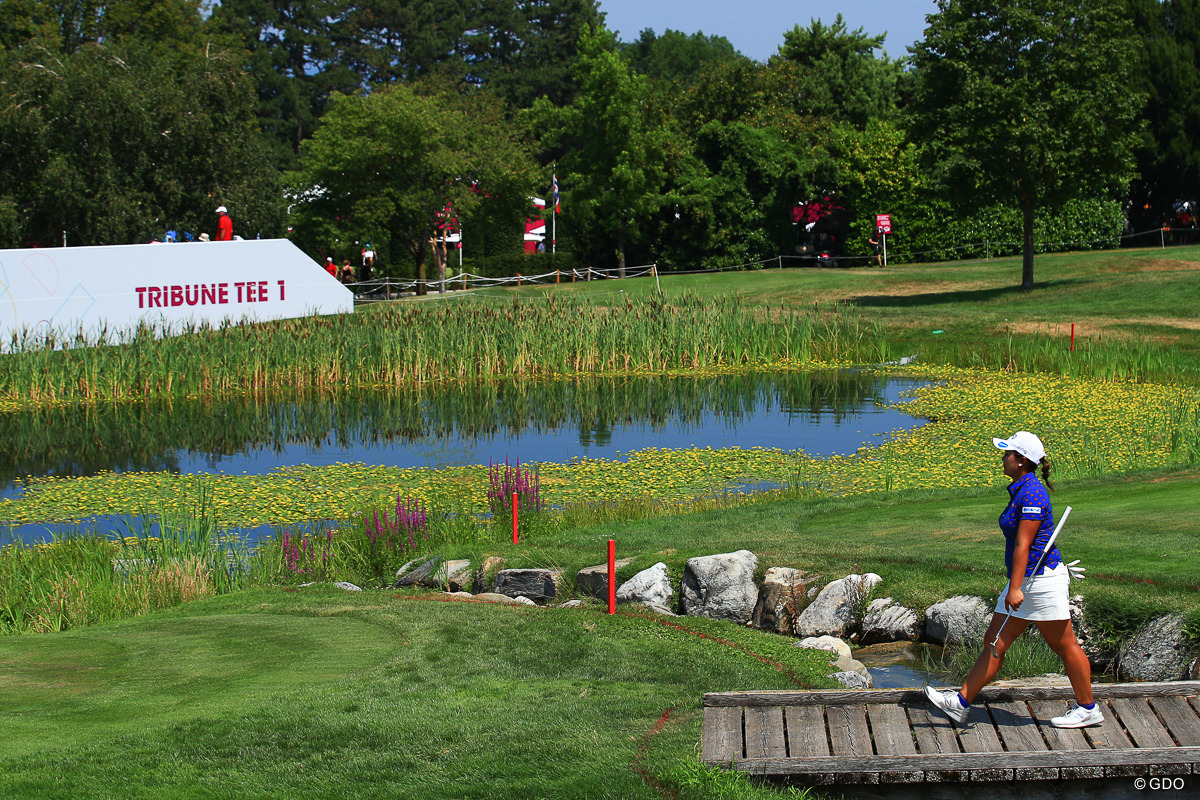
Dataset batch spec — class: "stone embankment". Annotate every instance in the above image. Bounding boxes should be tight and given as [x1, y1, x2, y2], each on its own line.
[376, 551, 1199, 687]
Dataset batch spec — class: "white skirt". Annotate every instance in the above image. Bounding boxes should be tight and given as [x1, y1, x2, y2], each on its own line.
[993, 563, 1070, 621]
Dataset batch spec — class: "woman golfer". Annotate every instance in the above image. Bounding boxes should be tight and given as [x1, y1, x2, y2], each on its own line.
[925, 431, 1102, 728]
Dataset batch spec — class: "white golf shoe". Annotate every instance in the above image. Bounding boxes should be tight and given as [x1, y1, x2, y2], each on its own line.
[924, 685, 969, 725]
[1051, 703, 1104, 728]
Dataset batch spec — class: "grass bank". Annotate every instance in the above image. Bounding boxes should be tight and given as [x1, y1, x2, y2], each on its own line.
[0, 586, 829, 800]
[1, 470, 1198, 798]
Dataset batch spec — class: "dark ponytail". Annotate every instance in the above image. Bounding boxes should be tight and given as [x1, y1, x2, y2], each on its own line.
[1039, 455, 1055, 491]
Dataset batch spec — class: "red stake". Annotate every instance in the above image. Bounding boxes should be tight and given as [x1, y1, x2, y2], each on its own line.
[607, 539, 616, 615]
[512, 492, 519, 544]
[1071, 323, 1075, 352]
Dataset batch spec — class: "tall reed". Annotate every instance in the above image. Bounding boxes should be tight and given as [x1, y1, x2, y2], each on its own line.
[1, 490, 250, 634]
[0, 294, 890, 407]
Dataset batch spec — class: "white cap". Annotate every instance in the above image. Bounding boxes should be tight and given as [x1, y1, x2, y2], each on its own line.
[993, 431, 1046, 465]
[215, 206, 227, 214]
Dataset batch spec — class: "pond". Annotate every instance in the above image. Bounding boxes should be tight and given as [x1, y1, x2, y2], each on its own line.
[1, 369, 932, 542]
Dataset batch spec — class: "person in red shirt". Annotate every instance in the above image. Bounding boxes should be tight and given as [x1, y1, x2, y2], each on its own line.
[324, 257, 337, 277]
[215, 206, 233, 241]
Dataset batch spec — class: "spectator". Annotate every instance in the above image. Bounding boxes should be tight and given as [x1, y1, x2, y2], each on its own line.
[324, 257, 337, 277]
[340, 260, 355, 284]
[215, 206, 233, 241]
[868, 226, 884, 267]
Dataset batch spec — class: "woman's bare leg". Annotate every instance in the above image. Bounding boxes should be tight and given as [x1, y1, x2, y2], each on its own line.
[961, 612, 1029, 703]
[1035, 618, 1094, 706]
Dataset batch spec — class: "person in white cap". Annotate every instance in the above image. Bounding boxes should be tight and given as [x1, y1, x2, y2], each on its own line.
[215, 206, 233, 241]
[925, 431, 1102, 729]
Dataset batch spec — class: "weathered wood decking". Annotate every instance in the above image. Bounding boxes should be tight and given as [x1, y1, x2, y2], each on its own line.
[702, 681, 1200, 784]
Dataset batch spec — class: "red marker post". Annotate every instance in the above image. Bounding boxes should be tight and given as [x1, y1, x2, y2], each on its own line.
[512, 492, 519, 544]
[607, 539, 616, 615]
[1071, 323, 1075, 352]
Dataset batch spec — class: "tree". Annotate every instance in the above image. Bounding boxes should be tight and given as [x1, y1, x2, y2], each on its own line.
[0, 40, 283, 247]
[775, 14, 902, 128]
[1126, 0, 1200, 232]
[288, 84, 536, 293]
[532, 25, 666, 275]
[619, 28, 748, 83]
[209, 0, 359, 165]
[910, 0, 1142, 289]
[466, 0, 605, 108]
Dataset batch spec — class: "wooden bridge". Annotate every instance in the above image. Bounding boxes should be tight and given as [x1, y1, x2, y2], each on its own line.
[702, 681, 1200, 784]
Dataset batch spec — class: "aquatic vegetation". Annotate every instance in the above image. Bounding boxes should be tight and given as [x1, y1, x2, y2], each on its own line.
[2, 368, 1195, 527]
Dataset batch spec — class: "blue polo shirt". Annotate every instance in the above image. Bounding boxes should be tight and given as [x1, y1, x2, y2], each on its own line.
[999, 472, 1061, 577]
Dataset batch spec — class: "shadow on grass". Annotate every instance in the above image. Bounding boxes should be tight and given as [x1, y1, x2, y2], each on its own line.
[848, 278, 1086, 309]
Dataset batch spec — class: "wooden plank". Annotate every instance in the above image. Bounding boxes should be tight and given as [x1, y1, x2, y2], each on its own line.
[987, 700, 1049, 752]
[701, 706, 742, 764]
[1110, 697, 1177, 750]
[743, 706, 786, 760]
[954, 704, 1005, 754]
[905, 703, 961, 756]
[702, 681, 1200, 707]
[1084, 700, 1135, 752]
[826, 704, 874, 757]
[1149, 695, 1200, 746]
[723, 745, 1200, 776]
[867, 703, 917, 756]
[783, 705, 828, 758]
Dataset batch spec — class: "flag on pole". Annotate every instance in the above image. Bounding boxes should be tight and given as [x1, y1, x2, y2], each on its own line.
[552, 174, 560, 212]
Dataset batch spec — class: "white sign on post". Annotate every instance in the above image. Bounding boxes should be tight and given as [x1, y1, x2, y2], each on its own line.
[0, 239, 353, 348]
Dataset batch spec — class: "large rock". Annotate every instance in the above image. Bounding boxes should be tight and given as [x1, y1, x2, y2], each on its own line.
[493, 568, 561, 602]
[794, 573, 882, 638]
[860, 598, 920, 645]
[394, 557, 440, 588]
[616, 562, 674, 615]
[795, 636, 853, 661]
[433, 559, 471, 592]
[924, 595, 990, 645]
[752, 567, 818, 634]
[472, 556, 506, 594]
[832, 671, 871, 689]
[1119, 614, 1196, 682]
[681, 550, 759, 623]
[576, 558, 634, 600]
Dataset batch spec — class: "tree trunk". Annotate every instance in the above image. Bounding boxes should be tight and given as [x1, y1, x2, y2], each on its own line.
[415, 247, 427, 296]
[617, 224, 626, 279]
[1021, 195, 1035, 290]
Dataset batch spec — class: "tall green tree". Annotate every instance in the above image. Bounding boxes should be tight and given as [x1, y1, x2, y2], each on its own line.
[775, 14, 902, 128]
[288, 84, 536, 292]
[910, 0, 1142, 289]
[1127, 0, 1200, 232]
[619, 28, 748, 83]
[0, 41, 283, 247]
[532, 25, 668, 274]
[209, 0, 359, 164]
[465, 0, 605, 108]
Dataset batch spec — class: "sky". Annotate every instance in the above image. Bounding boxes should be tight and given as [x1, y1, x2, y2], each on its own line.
[597, 0, 940, 62]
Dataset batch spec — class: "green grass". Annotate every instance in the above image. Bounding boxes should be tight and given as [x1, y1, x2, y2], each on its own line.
[1, 470, 1197, 797]
[0, 587, 831, 799]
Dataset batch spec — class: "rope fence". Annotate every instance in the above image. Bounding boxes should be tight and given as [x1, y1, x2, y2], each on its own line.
[346, 226, 1198, 302]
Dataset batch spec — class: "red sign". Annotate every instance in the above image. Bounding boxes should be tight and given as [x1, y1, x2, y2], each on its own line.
[875, 214, 892, 234]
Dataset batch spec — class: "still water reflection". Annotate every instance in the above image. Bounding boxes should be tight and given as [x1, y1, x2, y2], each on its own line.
[0, 370, 931, 500]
